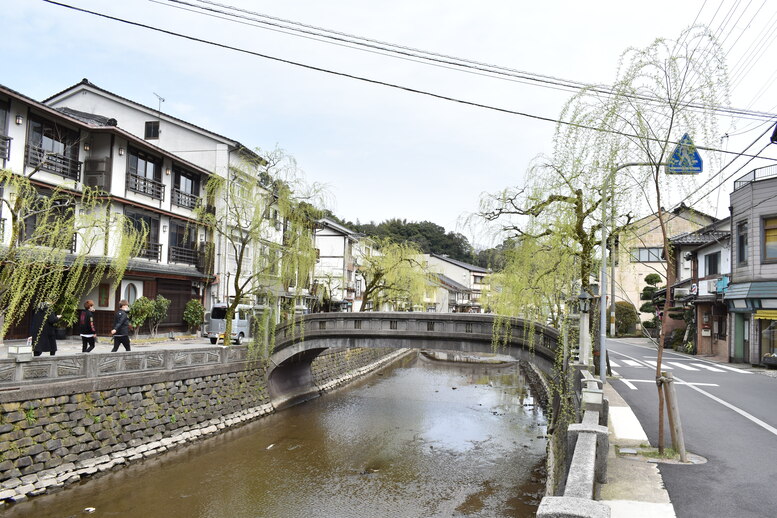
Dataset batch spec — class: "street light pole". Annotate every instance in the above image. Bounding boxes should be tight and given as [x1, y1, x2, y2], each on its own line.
[599, 162, 656, 384]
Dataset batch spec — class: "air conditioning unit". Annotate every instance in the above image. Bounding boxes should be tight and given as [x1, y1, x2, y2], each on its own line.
[674, 287, 690, 298]
[707, 279, 718, 293]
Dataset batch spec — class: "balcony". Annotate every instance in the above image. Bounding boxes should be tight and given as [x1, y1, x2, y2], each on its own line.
[25, 143, 81, 181]
[127, 173, 165, 200]
[0, 135, 10, 163]
[137, 242, 162, 261]
[734, 165, 777, 191]
[169, 245, 199, 265]
[172, 188, 200, 210]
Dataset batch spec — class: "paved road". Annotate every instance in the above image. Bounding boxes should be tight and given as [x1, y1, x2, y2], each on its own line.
[606, 339, 777, 518]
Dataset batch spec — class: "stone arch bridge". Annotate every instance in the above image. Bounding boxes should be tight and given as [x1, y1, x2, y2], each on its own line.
[268, 312, 559, 408]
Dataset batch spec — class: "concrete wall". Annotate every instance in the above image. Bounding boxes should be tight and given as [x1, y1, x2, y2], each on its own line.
[0, 346, 399, 503]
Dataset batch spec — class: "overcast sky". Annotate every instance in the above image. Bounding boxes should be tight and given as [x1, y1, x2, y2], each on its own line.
[4, 1, 776, 247]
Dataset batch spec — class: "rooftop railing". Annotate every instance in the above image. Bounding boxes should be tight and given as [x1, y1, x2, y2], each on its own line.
[734, 165, 777, 191]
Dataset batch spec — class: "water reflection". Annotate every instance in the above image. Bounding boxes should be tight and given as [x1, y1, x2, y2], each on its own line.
[4, 352, 546, 518]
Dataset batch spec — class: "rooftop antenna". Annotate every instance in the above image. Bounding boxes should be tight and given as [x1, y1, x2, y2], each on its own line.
[152, 92, 165, 114]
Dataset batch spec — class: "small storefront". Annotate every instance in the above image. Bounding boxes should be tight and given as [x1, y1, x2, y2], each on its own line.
[725, 281, 777, 366]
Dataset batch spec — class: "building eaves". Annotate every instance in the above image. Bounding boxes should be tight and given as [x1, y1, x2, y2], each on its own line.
[1, 83, 212, 179]
[432, 272, 471, 292]
[317, 218, 358, 237]
[43, 79, 260, 161]
[429, 253, 490, 273]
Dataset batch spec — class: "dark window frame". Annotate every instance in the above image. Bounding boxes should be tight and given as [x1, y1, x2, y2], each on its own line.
[737, 221, 748, 265]
[144, 120, 160, 140]
[704, 251, 720, 276]
[763, 215, 777, 263]
[630, 247, 664, 263]
[127, 147, 162, 181]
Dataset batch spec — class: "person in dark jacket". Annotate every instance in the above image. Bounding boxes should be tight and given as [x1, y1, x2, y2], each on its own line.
[79, 300, 97, 353]
[31, 303, 62, 356]
[111, 299, 131, 352]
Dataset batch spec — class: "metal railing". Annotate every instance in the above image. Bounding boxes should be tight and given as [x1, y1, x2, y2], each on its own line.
[137, 242, 162, 261]
[169, 245, 199, 265]
[172, 188, 200, 210]
[24, 143, 81, 181]
[127, 173, 165, 200]
[734, 165, 777, 191]
[0, 135, 10, 163]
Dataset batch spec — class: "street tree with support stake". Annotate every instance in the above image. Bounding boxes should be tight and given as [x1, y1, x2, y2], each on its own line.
[562, 25, 729, 455]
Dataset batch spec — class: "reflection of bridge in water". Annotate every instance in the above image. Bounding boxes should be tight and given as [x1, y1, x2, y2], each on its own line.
[268, 312, 559, 408]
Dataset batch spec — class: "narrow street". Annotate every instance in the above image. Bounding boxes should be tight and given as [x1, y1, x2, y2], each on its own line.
[607, 339, 777, 518]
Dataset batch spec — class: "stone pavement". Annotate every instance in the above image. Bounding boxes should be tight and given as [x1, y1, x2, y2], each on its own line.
[0, 335, 215, 358]
[600, 381, 676, 518]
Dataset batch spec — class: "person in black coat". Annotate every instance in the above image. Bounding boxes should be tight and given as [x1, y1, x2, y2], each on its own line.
[79, 299, 97, 353]
[111, 299, 131, 352]
[31, 303, 62, 356]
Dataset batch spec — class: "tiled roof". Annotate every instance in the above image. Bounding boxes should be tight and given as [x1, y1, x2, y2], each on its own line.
[55, 107, 117, 127]
[670, 230, 729, 246]
[430, 253, 490, 273]
[432, 272, 470, 292]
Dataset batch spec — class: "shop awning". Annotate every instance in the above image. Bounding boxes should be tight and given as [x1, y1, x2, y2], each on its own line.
[754, 310, 777, 320]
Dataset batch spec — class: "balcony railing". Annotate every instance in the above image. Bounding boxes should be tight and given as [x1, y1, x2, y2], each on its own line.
[172, 188, 200, 210]
[137, 242, 162, 261]
[0, 135, 10, 163]
[734, 165, 777, 191]
[127, 173, 165, 200]
[25, 144, 81, 181]
[169, 245, 199, 265]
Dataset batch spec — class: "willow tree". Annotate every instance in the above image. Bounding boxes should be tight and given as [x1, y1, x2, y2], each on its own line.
[195, 146, 321, 354]
[562, 26, 729, 452]
[358, 239, 428, 311]
[0, 169, 145, 339]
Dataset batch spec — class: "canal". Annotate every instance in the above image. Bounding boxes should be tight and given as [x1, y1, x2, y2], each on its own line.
[5, 351, 547, 517]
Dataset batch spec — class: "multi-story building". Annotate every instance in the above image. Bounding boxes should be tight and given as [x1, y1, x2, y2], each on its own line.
[667, 218, 730, 360]
[424, 253, 490, 312]
[1, 83, 212, 336]
[43, 79, 273, 312]
[312, 218, 366, 312]
[613, 203, 716, 320]
[726, 166, 777, 366]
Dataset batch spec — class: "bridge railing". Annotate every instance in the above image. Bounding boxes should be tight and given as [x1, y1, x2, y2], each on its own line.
[273, 312, 560, 361]
[538, 367, 611, 518]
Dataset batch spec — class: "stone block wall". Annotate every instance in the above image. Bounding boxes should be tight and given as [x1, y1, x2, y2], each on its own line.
[0, 346, 402, 503]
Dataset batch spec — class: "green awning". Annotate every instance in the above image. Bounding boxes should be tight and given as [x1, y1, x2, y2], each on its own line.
[724, 281, 777, 300]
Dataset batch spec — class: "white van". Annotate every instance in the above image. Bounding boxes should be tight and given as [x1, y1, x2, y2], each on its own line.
[207, 303, 258, 345]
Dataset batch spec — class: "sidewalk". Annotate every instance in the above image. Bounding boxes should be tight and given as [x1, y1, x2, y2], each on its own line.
[0, 335, 215, 358]
[600, 382, 677, 518]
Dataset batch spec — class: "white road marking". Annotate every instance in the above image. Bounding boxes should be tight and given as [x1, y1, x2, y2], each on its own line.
[643, 360, 673, 369]
[609, 359, 620, 368]
[619, 379, 718, 387]
[710, 364, 751, 374]
[679, 378, 777, 437]
[619, 378, 638, 390]
[691, 363, 725, 373]
[667, 361, 699, 371]
[623, 359, 644, 368]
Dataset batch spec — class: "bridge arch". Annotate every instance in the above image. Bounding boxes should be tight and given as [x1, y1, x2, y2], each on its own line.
[268, 312, 559, 408]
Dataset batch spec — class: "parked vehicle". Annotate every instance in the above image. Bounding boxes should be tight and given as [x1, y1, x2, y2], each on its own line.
[206, 303, 260, 345]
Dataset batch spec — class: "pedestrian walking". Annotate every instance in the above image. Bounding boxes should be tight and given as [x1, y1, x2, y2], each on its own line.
[79, 300, 97, 352]
[30, 302, 62, 357]
[111, 299, 131, 352]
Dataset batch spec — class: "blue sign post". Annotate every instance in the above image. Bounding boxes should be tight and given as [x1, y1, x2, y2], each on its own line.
[666, 133, 703, 174]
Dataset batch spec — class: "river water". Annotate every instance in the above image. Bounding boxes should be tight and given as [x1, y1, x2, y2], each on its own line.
[5, 352, 547, 518]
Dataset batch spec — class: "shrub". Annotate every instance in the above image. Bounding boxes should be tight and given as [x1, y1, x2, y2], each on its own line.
[129, 297, 154, 338]
[183, 299, 205, 334]
[147, 295, 171, 337]
[615, 301, 639, 335]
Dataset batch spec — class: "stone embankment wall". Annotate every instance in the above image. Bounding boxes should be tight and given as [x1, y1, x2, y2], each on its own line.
[0, 347, 403, 504]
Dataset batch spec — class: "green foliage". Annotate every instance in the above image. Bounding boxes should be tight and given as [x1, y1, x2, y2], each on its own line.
[644, 274, 662, 286]
[615, 301, 639, 335]
[147, 295, 171, 337]
[129, 297, 154, 338]
[358, 238, 429, 311]
[642, 319, 657, 329]
[0, 170, 145, 339]
[183, 299, 205, 333]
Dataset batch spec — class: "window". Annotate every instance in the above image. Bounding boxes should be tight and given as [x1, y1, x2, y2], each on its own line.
[173, 167, 200, 209]
[126, 209, 161, 260]
[128, 148, 161, 180]
[764, 217, 777, 262]
[124, 283, 138, 305]
[704, 252, 720, 276]
[144, 120, 159, 140]
[26, 116, 80, 179]
[737, 222, 748, 264]
[474, 275, 485, 285]
[630, 247, 664, 262]
[760, 320, 776, 358]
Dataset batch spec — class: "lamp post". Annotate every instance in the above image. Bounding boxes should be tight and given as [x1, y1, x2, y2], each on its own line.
[578, 289, 592, 367]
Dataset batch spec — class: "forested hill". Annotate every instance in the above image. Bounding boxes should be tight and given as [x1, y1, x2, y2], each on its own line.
[323, 214, 507, 269]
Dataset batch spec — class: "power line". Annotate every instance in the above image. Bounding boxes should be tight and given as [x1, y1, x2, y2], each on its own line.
[159, 0, 777, 123]
[42, 0, 777, 163]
